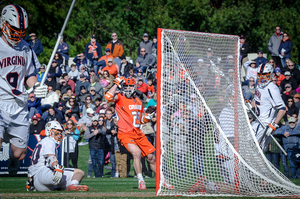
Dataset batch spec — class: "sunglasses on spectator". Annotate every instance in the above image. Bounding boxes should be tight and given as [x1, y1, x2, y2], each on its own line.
[288, 100, 293, 102]
[67, 122, 73, 125]
[285, 86, 291, 88]
[48, 88, 53, 90]
[90, 90, 95, 92]
[140, 50, 145, 52]
[86, 98, 91, 100]
[99, 119, 104, 121]
[288, 65, 294, 67]
[112, 35, 117, 37]
[294, 97, 300, 99]
[276, 28, 280, 30]
[269, 61, 274, 63]
[40, 67, 45, 69]
[249, 80, 255, 82]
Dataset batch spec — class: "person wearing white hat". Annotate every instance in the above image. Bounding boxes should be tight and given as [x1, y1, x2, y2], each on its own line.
[275, 117, 300, 178]
[78, 107, 95, 132]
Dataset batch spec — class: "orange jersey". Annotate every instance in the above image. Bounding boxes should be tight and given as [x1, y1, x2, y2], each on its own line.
[111, 93, 144, 133]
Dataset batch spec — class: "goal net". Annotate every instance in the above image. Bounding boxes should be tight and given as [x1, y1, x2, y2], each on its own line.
[156, 28, 300, 197]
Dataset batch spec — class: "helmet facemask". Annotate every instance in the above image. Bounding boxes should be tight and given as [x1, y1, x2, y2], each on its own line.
[123, 84, 135, 98]
[49, 129, 64, 144]
[257, 72, 272, 87]
[2, 21, 26, 46]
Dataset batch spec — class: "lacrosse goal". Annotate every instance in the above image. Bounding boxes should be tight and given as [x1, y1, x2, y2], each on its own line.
[156, 28, 300, 197]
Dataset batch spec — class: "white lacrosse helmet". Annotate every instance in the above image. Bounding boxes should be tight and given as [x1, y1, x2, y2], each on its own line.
[45, 121, 64, 144]
[257, 63, 273, 88]
[1, 4, 28, 46]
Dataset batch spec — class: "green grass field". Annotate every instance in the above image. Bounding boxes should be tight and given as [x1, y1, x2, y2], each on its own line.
[1, 138, 300, 199]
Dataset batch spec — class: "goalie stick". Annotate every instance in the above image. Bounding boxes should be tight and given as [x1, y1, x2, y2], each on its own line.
[28, 0, 76, 93]
[245, 102, 287, 156]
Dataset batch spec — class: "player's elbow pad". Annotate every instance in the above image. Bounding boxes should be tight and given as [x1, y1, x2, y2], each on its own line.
[47, 155, 58, 169]
[105, 92, 114, 102]
[141, 116, 150, 124]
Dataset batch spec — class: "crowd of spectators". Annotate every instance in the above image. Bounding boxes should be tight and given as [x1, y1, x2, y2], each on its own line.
[27, 25, 300, 179]
[241, 26, 300, 179]
[28, 32, 157, 178]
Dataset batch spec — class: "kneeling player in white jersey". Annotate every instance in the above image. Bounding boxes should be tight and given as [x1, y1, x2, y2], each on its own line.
[0, 5, 47, 160]
[251, 63, 286, 151]
[27, 121, 88, 192]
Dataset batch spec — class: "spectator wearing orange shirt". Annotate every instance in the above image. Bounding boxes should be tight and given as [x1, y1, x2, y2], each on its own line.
[100, 58, 118, 78]
[106, 32, 124, 68]
[136, 78, 148, 95]
[274, 68, 285, 87]
[147, 79, 155, 99]
[95, 48, 113, 75]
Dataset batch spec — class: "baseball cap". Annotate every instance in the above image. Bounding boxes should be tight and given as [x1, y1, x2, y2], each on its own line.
[285, 83, 291, 88]
[91, 34, 96, 38]
[86, 108, 95, 114]
[240, 35, 245, 39]
[90, 87, 96, 91]
[143, 33, 149, 37]
[284, 71, 291, 76]
[92, 116, 98, 121]
[197, 58, 204, 63]
[228, 69, 234, 73]
[47, 73, 52, 78]
[207, 47, 212, 52]
[257, 50, 263, 54]
[58, 102, 64, 107]
[288, 117, 296, 123]
[80, 74, 85, 78]
[274, 68, 281, 73]
[32, 114, 39, 120]
[80, 86, 86, 90]
[29, 93, 35, 98]
[137, 69, 143, 73]
[52, 59, 57, 63]
[107, 58, 113, 62]
[80, 64, 85, 69]
[294, 94, 300, 98]
[99, 109, 106, 114]
[105, 48, 111, 52]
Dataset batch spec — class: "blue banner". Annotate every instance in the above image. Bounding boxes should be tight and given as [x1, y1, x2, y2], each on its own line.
[0, 134, 63, 175]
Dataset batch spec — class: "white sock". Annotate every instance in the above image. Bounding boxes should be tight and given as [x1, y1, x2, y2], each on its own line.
[115, 172, 119, 177]
[137, 173, 144, 182]
[71, 180, 79, 185]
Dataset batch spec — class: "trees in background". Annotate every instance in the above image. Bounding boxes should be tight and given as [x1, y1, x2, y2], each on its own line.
[10, 0, 300, 64]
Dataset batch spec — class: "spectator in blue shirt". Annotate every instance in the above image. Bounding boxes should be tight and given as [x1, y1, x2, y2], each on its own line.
[57, 36, 69, 65]
[73, 53, 91, 69]
[25, 33, 43, 56]
[85, 34, 102, 66]
[275, 117, 300, 179]
[254, 50, 268, 67]
[278, 32, 293, 69]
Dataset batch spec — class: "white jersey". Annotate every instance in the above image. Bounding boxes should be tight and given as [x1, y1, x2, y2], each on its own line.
[0, 37, 38, 108]
[253, 82, 285, 124]
[219, 104, 235, 138]
[28, 137, 58, 177]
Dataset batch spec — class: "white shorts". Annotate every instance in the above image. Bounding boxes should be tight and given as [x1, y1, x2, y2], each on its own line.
[252, 121, 271, 152]
[0, 102, 29, 148]
[33, 167, 75, 191]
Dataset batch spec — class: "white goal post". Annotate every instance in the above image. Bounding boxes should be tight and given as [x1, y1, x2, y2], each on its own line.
[156, 28, 300, 197]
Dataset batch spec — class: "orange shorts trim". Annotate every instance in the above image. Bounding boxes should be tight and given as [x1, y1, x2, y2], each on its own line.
[118, 129, 155, 157]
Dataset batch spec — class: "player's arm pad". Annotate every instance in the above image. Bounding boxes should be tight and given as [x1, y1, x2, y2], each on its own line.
[105, 92, 114, 102]
[47, 155, 58, 169]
